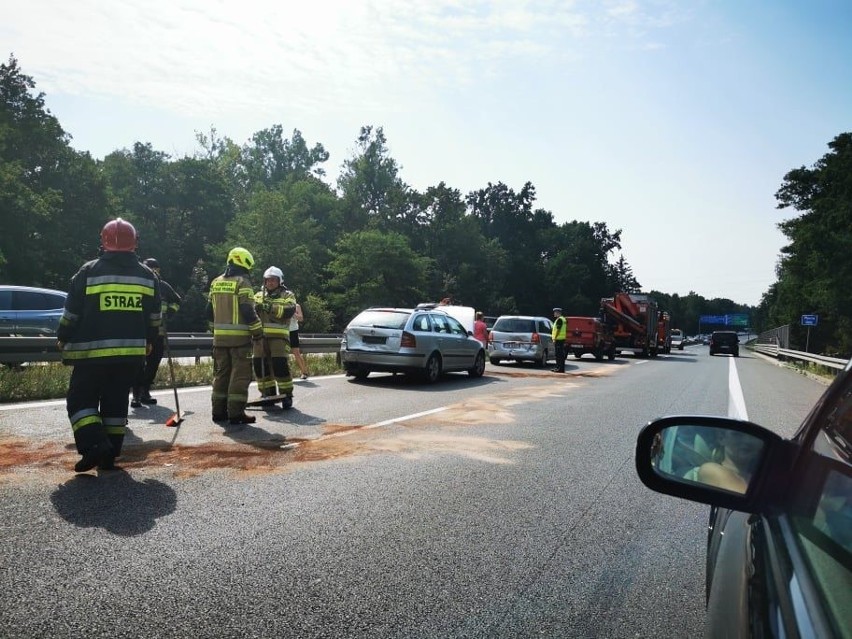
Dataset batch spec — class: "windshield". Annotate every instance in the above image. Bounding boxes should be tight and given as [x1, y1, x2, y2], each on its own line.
[493, 318, 536, 333]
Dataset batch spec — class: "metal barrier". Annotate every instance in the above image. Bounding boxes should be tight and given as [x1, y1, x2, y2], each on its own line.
[0, 334, 343, 364]
[751, 343, 847, 371]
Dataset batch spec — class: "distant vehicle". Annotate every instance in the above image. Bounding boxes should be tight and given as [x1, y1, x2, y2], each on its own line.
[635, 357, 852, 637]
[565, 316, 615, 361]
[709, 331, 739, 357]
[487, 315, 553, 367]
[671, 329, 685, 350]
[340, 306, 485, 383]
[0, 285, 67, 336]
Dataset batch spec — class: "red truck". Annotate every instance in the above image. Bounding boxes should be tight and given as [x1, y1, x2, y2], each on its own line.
[565, 316, 616, 361]
[600, 292, 660, 358]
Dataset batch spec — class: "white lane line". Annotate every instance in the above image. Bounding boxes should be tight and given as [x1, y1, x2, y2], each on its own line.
[728, 357, 749, 421]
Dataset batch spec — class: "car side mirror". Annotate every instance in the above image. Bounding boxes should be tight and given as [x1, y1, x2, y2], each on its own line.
[635, 416, 788, 513]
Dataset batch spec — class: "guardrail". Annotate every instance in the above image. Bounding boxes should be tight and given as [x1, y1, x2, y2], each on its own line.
[0, 334, 343, 364]
[751, 343, 848, 371]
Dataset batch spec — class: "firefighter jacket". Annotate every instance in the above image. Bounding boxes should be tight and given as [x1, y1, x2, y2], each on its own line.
[155, 276, 182, 335]
[58, 252, 162, 365]
[552, 316, 567, 341]
[206, 265, 263, 347]
[254, 286, 296, 340]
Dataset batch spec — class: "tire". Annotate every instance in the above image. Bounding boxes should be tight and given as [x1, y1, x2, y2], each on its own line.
[678, 344, 684, 351]
[536, 349, 547, 368]
[352, 369, 369, 380]
[423, 353, 441, 383]
[607, 347, 616, 361]
[574, 351, 582, 359]
[490, 357, 501, 366]
[594, 344, 604, 361]
[469, 351, 486, 377]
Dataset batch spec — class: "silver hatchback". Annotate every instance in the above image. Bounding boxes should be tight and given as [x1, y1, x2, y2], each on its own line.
[488, 315, 553, 367]
[341, 307, 486, 383]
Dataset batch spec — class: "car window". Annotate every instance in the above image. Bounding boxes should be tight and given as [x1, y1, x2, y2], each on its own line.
[431, 314, 451, 334]
[411, 314, 432, 332]
[788, 377, 852, 632]
[14, 291, 65, 310]
[0, 290, 11, 311]
[494, 318, 534, 333]
[444, 315, 467, 336]
[537, 320, 550, 333]
[351, 310, 410, 330]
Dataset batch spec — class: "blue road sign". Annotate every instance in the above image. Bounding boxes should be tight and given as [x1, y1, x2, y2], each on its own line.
[801, 314, 819, 326]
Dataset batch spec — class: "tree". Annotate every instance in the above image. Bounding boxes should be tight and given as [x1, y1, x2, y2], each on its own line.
[768, 132, 852, 355]
[325, 230, 430, 326]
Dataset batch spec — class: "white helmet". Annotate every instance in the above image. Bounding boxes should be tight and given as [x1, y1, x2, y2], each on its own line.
[263, 266, 283, 281]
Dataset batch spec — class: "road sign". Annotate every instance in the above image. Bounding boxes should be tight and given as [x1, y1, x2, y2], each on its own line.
[801, 314, 819, 326]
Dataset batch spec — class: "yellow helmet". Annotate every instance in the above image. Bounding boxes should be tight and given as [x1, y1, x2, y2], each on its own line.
[227, 247, 255, 270]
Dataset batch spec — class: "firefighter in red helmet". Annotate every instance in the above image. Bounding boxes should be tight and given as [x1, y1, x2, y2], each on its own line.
[57, 218, 162, 472]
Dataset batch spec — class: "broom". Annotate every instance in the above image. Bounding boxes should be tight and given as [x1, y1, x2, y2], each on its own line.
[163, 327, 183, 428]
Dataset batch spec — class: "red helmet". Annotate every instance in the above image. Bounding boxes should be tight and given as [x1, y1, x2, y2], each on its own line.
[100, 218, 137, 252]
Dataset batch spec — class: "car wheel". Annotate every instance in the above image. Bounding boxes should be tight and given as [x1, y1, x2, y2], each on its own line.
[423, 353, 441, 383]
[574, 351, 582, 359]
[536, 349, 547, 368]
[678, 344, 684, 350]
[490, 357, 501, 366]
[607, 347, 616, 361]
[469, 351, 486, 377]
[594, 345, 604, 361]
[352, 369, 369, 380]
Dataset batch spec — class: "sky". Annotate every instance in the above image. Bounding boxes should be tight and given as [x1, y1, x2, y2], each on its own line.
[3, 0, 851, 306]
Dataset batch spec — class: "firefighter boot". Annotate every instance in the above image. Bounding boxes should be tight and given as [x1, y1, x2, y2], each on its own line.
[281, 395, 293, 410]
[130, 387, 142, 408]
[74, 440, 114, 473]
[140, 387, 157, 405]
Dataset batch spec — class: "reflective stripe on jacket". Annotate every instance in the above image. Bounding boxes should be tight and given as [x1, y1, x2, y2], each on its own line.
[208, 273, 262, 346]
[58, 253, 161, 364]
[254, 287, 296, 339]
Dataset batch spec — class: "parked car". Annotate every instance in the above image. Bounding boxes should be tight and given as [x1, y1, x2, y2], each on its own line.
[0, 285, 67, 336]
[340, 306, 486, 383]
[670, 329, 685, 350]
[709, 330, 739, 356]
[488, 315, 553, 367]
[635, 357, 851, 637]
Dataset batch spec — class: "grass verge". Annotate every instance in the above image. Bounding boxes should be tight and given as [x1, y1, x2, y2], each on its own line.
[1, 354, 342, 404]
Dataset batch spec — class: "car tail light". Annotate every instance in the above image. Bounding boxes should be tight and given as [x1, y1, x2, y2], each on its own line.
[401, 331, 416, 348]
[531, 332, 540, 343]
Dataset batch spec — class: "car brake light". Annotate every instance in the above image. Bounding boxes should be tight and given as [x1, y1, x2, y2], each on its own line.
[401, 331, 416, 348]
[531, 332, 540, 344]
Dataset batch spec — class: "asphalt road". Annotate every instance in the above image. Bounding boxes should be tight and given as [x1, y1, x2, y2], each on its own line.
[0, 347, 828, 638]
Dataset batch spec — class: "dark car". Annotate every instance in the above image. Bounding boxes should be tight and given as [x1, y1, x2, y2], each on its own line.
[709, 330, 739, 356]
[0, 285, 67, 336]
[635, 358, 852, 637]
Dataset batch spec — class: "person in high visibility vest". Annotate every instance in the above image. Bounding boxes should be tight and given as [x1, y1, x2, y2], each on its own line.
[57, 218, 162, 472]
[551, 307, 567, 373]
[206, 247, 263, 425]
[253, 266, 297, 409]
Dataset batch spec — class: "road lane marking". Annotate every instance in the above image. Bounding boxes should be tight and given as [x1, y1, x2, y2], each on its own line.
[728, 357, 749, 421]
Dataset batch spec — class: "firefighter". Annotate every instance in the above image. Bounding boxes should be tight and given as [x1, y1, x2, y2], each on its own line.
[551, 307, 567, 373]
[131, 257, 182, 407]
[57, 218, 161, 472]
[253, 266, 297, 409]
[207, 247, 263, 425]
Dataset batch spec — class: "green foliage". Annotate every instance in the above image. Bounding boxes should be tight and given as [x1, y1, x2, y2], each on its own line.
[299, 293, 334, 333]
[760, 133, 852, 355]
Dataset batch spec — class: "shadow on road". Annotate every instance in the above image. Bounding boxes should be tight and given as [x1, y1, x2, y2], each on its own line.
[50, 471, 177, 537]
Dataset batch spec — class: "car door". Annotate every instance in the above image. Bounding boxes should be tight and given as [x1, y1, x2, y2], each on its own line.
[0, 288, 14, 335]
[14, 289, 66, 336]
[705, 369, 852, 637]
[442, 314, 477, 370]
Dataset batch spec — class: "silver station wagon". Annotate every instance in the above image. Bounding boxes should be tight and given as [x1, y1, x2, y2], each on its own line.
[341, 307, 486, 383]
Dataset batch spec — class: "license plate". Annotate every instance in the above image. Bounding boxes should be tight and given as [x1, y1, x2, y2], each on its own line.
[503, 342, 519, 349]
[571, 343, 584, 348]
[362, 335, 387, 345]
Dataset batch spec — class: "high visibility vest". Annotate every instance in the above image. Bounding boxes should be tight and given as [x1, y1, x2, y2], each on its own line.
[208, 273, 262, 346]
[552, 316, 567, 341]
[254, 287, 296, 340]
[58, 252, 161, 364]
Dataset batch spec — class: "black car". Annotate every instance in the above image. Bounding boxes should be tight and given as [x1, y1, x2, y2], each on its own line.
[709, 330, 739, 356]
[635, 358, 851, 637]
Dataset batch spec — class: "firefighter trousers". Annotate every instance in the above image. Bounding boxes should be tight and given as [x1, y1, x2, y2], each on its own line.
[212, 344, 253, 419]
[66, 362, 137, 457]
[252, 336, 293, 399]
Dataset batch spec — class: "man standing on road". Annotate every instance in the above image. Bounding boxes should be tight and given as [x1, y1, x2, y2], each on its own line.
[551, 307, 567, 373]
[131, 257, 181, 407]
[207, 247, 263, 425]
[58, 218, 161, 472]
[253, 266, 297, 409]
